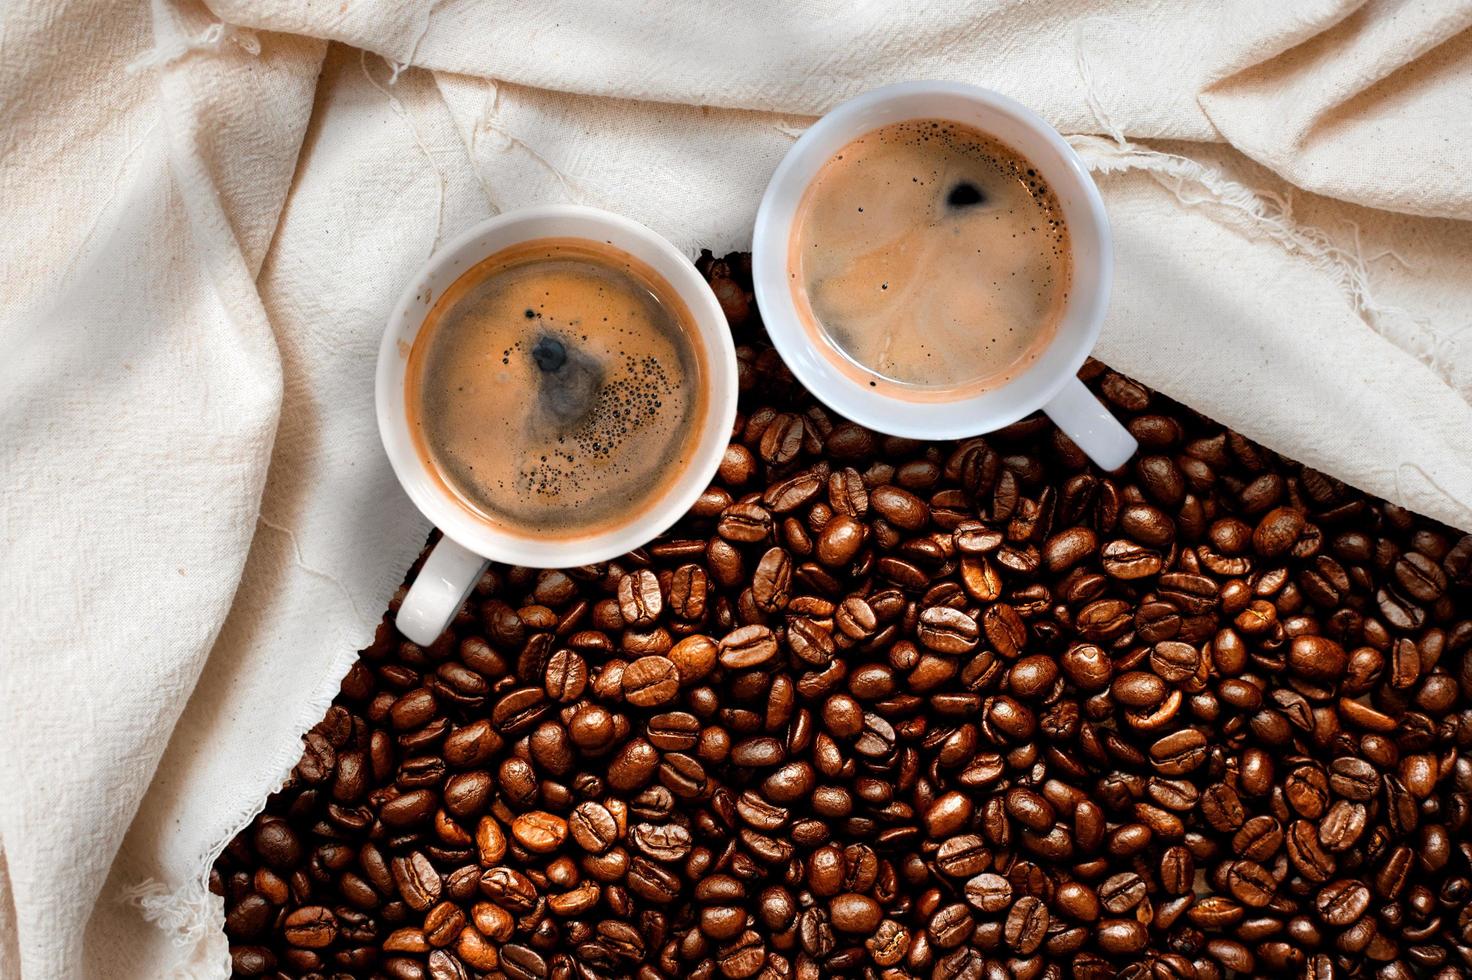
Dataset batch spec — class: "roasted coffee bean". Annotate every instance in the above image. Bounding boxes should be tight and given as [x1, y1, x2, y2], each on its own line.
[478, 866, 537, 912]
[1328, 756, 1379, 800]
[1099, 872, 1148, 914]
[501, 943, 548, 980]
[647, 710, 701, 751]
[719, 502, 774, 543]
[1160, 846, 1194, 895]
[929, 902, 975, 949]
[443, 769, 491, 818]
[511, 811, 567, 853]
[1149, 641, 1201, 684]
[381, 789, 437, 828]
[444, 718, 500, 768]
[1226, 860, 1276, 907]
[936, 835, 990, 878]
[701, 904, 746, 941]
[547, 876, 597, 918]
[491, 686, 548, 735]
[1112, 671, 1166, 709]
[1315, 879, 1371, 927]
[423, 901, 466, 947]
[220, 321, 1472, 980]
[765, 469, 821, 513]
[393, 851, 443, 911]
[1150, 729, 1208, 775]
[543, 648, 587, 702]
[916, 606, 980, 654]
[1254, 506, 1306, 557]
[622, 656, 680, 707]
[427, 949, 469, 980]
[1003, 896, 1048, 955]
[669, 634, 718, 684]
[870, 485, 927, 531]
[1287, 819, 1336, 883]
[760, 413, 803, 465]
[282, 905, 337, 948]
[631, 821, 693, 863]
[751, 547, 793, 612]
[829, 893, 882, 934]
[223, 893, 273, 940]
[569, 801, 618, 853]
[1232, 815, 1283, 862]
[982, 603, 1027, 658]
[659, 751, 709, 799]
[964, 873, 1012, 913]
[1097, 919, 1148, 956]
[816, 514, 865, 568]
[1284, 763, 1330, 818]
[835, 596, 878, 641]
[719, 625, 779, 669]
[1044, 527, 1097, 572]
[618, 569, 663, 627]
[1289, 634, 1347, 681]
[787, 618, 836, 667]
[716, 928, 767, 978]
[1060, 643, 1112, 691]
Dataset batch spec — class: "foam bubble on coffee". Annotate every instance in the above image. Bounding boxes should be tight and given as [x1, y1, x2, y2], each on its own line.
[790, 119, 1071, 399]
[405, 239, 706, 539]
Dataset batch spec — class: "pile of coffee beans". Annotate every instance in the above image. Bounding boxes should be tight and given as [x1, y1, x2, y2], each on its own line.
[215, 252, 1472, 980]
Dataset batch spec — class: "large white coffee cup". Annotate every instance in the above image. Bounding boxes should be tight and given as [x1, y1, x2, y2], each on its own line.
[377, 206, 738, 645]
[752, 81, 1136, 471]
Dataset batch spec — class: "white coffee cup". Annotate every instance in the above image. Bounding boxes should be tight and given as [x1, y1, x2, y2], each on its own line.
[377, 206, 738, 646]
[752, 81, 1136, 471]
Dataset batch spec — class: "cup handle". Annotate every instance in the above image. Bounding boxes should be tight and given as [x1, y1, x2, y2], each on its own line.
[395, 536, 489, 645]
[1042, 376, 1138, 472]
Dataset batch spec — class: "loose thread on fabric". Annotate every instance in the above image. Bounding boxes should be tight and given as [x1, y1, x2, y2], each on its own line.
[451, 79, 506, 214]
[1071, 23, 1462, 395]
[126, 22, 260, 74]
[384, 0, 444, 86]
[771, 118, 812, 140]
[475, 81, 590, 204]
[258, 517, 366, 623]
[358, 50, 449, 253]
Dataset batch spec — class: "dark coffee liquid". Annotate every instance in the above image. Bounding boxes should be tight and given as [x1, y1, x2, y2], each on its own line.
[791, 120, 1071, 400]
[405, 239, 706, 539]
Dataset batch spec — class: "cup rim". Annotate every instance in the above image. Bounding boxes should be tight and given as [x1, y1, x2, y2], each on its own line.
[376, 205, 738, 568]
[751, 80, 1112, 440]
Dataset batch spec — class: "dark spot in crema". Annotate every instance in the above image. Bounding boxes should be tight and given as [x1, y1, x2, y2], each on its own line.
[947, 181, 984, 208]
[524, 308, 538, 319]
[532, 336, 567, 372]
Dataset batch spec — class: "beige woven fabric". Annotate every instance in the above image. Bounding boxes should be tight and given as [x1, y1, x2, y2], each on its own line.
[1, 0, 1469, 976]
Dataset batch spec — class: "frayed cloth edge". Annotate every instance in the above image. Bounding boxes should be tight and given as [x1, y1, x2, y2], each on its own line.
[1071, 22, 1462, 395]
[126, 22, 260, 74]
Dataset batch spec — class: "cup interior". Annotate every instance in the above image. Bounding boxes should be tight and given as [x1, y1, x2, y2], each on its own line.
[377, 206, 738, 568]
[752, 81, 1111, 440]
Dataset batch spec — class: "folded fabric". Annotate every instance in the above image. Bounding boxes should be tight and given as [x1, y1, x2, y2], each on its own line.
[1, 0, 1469, 975]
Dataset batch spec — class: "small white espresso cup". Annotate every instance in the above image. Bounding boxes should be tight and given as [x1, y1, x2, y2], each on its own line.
[377, 206, 738, 645]
[752, 81, 1136, 471]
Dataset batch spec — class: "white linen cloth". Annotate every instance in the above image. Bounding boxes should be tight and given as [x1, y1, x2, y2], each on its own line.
[2, 0, 1470, 975]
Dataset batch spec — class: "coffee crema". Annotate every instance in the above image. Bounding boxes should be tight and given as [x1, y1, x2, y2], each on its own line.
[405, 238, 707, 539]
[790, 119, 1071, 400]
